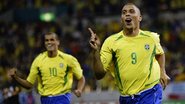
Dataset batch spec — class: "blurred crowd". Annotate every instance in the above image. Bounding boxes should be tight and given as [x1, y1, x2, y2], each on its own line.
[0, 0, 185, 103]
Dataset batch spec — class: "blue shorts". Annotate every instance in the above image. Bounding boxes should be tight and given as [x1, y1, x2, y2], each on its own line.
[119, 84, 162, 104]
[40, 93, 71, 104]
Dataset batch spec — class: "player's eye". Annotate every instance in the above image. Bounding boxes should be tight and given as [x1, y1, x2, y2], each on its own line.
[50, 39, 54, 41]
[122, 10, 126, 15]
[130, 9, 135, 14]
[45, 39, 49, 42]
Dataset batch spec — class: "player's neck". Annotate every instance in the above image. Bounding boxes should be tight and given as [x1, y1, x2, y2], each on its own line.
[47, 50, 58, 57]
[123, 28, 139, 37]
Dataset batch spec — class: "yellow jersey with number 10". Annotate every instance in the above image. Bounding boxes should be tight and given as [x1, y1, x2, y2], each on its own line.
[27, 50, 83, 96]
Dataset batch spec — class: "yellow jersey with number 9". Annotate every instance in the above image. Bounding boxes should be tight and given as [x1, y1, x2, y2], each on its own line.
[100, 30, 164, 95]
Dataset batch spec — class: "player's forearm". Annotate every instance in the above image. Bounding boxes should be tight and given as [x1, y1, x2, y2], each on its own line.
[156, 54, 166, 74]
[93, 50, 106, 80]
[12, 75, 33, 89]
[77, 76, 85, 91]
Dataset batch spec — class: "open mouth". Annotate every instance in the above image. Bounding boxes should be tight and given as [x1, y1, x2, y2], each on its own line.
[125, 18, 132, 23]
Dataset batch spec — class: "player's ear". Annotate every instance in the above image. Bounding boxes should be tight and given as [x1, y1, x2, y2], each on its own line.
[139, 15, 142, 22]
[57, 39, 60, 46]
[58, 41, 60, 45]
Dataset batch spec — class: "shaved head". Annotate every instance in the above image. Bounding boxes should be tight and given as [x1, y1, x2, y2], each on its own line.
[123, 3, 141, 16]
[121, 3, 142, 36]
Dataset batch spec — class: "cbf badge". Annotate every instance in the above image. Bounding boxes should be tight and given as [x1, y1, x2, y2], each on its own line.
[145, 44, 150, 50]
[59, 63, 63, 68]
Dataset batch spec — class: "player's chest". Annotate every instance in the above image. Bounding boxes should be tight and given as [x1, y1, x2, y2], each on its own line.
[113, 38, 155, 55]
[39, 58, 68, 75]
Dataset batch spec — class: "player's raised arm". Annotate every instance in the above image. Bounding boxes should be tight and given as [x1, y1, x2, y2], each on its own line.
[88, 28, 101, 51]
[88, 28, 106, 80]
[8, 68, 33, 89]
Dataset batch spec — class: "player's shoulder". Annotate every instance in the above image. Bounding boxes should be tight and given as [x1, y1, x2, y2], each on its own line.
[34, 51, 47, 60]
[105, 31, 123, 42]
[140, 30, 159, 38]
[58, 50, 76, 60]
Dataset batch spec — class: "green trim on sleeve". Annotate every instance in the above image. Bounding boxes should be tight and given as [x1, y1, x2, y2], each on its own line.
[112, 52, 123, 90]
[140, 32, 150, 37]
[148, 45, 156, 79]
[115, 35, 123, 41]
[63, 66, 69, 86]
[37, 67, 44, 89]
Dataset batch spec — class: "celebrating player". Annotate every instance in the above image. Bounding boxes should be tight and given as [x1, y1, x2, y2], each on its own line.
[89, 3, 170, 104]
[9, 32, 85, 104]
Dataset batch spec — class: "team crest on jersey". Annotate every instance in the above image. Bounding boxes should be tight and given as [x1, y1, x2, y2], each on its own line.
[59, 63, 63, 68]
[144, 44, 150, 50]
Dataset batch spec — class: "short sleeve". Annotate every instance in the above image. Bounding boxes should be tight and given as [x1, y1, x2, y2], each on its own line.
[100, 37, 113, 71]
[152, 33, 164, 55]
[69, 56, 83, 80]
[26, 57, 39, 84]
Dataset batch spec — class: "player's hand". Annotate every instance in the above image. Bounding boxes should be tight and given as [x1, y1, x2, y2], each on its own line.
[8, 68, 17, 79]
[74, 89, 82, 97]
[160, 72, 170, 90]
[88, 28, 101, 51]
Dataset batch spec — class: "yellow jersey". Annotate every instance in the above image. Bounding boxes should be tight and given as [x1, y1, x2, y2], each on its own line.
[100, 30, 164, 95]
[27, 50, 83, 96]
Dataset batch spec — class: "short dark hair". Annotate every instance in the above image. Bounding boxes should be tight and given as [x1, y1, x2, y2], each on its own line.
[123, 2, 141, 15]
[44, 32, 59, 40]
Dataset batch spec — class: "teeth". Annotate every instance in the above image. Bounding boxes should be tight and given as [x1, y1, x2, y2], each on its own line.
[126, 18, 131, 21]
[126, 18, 131, 20]
[47, 44, 52, 47]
